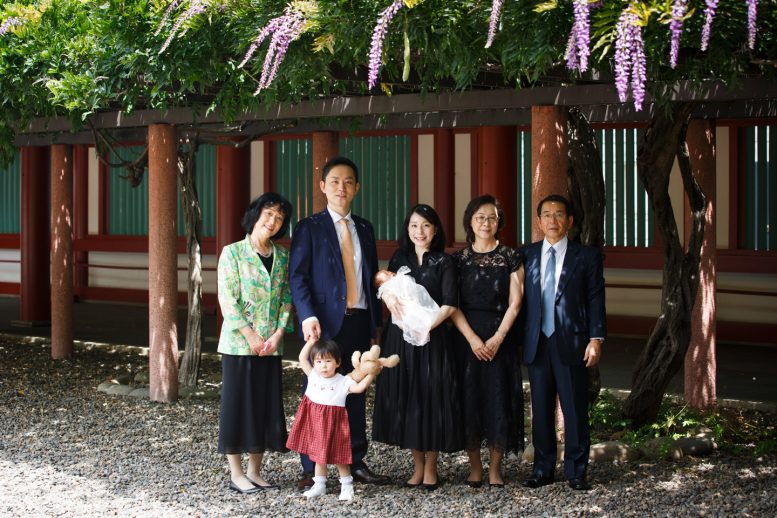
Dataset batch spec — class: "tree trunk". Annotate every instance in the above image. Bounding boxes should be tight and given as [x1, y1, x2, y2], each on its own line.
[566, 106, 606, 406]
[623, 102, 706, 426]
[177, 142, 204, 387]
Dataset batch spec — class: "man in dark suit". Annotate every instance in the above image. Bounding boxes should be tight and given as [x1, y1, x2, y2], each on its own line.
[289, 156, 389, 489]
[521, 194, 606, 491]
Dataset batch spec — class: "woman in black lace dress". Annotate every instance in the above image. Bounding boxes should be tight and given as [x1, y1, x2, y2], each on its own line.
[451, 194, 525, 488]
[372, 204, 462, 490]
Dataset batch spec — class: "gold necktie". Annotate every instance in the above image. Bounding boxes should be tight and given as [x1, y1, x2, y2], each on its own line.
[339, 218, 358, 309]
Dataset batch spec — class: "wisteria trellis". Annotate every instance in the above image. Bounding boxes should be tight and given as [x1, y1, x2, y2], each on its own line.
[156, 0, 762, 111]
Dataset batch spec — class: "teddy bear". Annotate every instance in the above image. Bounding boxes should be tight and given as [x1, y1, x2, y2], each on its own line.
[350, 344, 400, 382]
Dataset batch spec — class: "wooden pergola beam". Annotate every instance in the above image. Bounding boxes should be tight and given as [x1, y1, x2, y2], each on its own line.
[15, 79, 777, 146]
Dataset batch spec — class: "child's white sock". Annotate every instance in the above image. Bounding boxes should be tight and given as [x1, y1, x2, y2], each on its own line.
[338, 475, 354, 501]
[304, 476, 327, 498]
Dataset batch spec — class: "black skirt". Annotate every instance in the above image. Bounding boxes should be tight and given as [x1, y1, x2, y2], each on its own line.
[372, 322, 464, 453]
[218, 354, 288, 454]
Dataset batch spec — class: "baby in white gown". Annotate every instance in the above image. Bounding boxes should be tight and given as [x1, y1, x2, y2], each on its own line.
[375, 266, 441, 346]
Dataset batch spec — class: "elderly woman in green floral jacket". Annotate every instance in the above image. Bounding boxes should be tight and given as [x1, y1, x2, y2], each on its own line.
[217, 192, 294, 494]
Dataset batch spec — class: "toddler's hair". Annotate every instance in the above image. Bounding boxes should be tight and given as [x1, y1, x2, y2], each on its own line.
[311, 339, 342, 364]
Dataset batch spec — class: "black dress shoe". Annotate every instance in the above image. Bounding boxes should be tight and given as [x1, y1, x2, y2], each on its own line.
[228, 480, 261, 494]
[489, 482, 505, 488]
[568, 478, 592, 491]
[296, 472, 315, 490]
[522, 476, 554, 489]
[352, 466, 391, 485]
[401, 481, 422, 488]
[422, 482, 439, 491]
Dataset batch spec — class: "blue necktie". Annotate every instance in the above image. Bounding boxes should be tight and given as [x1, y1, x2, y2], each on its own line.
[542, 247, 556, 337]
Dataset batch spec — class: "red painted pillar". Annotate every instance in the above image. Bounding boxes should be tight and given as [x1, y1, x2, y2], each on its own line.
[51, 145, 74, 359]
[477, 126, 517, 247]
[434, 129, 455, 247]
[216, 143, 251, 330]
[73, 145, 89, 298]
[19, 146, 51, 324]
[531, 106, 569, 242]
[531, 106, 569, 441]
[148, 124, 179, 402]
[684, 119, 717, 410]
[312, 132, 339, 213]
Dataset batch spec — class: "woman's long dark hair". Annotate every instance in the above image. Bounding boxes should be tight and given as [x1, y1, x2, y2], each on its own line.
[398, 204, 446, 254]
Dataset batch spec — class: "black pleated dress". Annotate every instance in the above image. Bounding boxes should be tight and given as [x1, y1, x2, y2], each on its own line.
[372, 249, 464, 453]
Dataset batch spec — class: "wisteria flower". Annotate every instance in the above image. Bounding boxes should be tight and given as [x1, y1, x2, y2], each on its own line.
[614, 6, 646, 111]
[159, 0, 208, 54]
[368, 0, 405, 90]
[239, 7, 307, 94]
[568, 0, 591, 72]
[485, 0, 504, 49]
[746, 0, 758, 50]
[0, 16, 22, 36]
[668, 0, 687, 68]
[700, 0, 718, 51]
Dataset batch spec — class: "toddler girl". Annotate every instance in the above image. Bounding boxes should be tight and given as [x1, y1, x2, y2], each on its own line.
[286, 339, 375, 501]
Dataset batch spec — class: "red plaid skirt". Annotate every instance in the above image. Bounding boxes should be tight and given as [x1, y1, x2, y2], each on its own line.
[286, 396, 352, 465]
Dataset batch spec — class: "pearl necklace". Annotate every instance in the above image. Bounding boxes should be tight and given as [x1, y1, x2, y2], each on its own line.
[252, 237, 273, 258]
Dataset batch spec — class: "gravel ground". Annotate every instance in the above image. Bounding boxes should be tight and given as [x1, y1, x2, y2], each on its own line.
[1, 336, 776, 518]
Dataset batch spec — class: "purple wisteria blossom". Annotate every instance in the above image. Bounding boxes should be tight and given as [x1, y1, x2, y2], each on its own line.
[485, 0, 504, 49]
[700, 0, 718, 51]
[155, 0, 181, 36]
[747, 0, 758, 49]
[565, 26, 579, 71]
[159, 0, 207, 54]
[669, 0, 687, 68]
[614, 6, 647, 111]
[568, 0, 591, 72]
[239, 7, 306, 94]
[368, 0, 405, 90]
[0, 16, 22, 36]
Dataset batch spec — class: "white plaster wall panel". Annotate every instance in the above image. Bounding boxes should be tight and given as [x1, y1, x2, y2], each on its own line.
[88, 252, 148, 289]
[718, 292, 777, 324]
[668, 156, 684, 241]
[250, 140, 264, 199]
[0, 250, 20, 283]
[716, 126, 730, 249]
[605, 286, 662, 317]
[454, 133, 472, 242]
[88, 147, 99, 235]
[417, 134, 435, 207]
[87, 251, 218, 294]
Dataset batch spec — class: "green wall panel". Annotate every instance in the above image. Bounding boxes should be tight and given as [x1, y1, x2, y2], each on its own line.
[274, 138, 313, 237]
[743, 125, 775, 250]
[516, 128, 653, 247]
[0, 150, 21, 233]
[108, 146, 148, 236]
[516, 131, 533, 245]
[341, 135, 411, 241]
[177, 144, 216, 238]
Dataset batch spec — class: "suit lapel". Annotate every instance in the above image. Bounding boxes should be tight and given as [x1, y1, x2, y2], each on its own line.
[319, 211, 342, 261]
[527, 242, 543, 292]
[556, 240, 580, 300]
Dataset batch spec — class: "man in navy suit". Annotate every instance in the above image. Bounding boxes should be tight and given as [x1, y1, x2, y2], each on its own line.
[289, 156, 389, 489]
[521, 194, 606, 491]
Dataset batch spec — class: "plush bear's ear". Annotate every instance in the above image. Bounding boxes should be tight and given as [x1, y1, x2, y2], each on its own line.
[351, 350, 361, 369]
[368, 344, 381, 359]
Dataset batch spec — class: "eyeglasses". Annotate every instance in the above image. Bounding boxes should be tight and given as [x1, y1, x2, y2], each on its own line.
[473, 215, 498, 225]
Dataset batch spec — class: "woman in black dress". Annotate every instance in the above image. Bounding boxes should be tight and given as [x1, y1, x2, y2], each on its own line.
[372, 204, 462, 490]
[451, 194, 525, 488]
